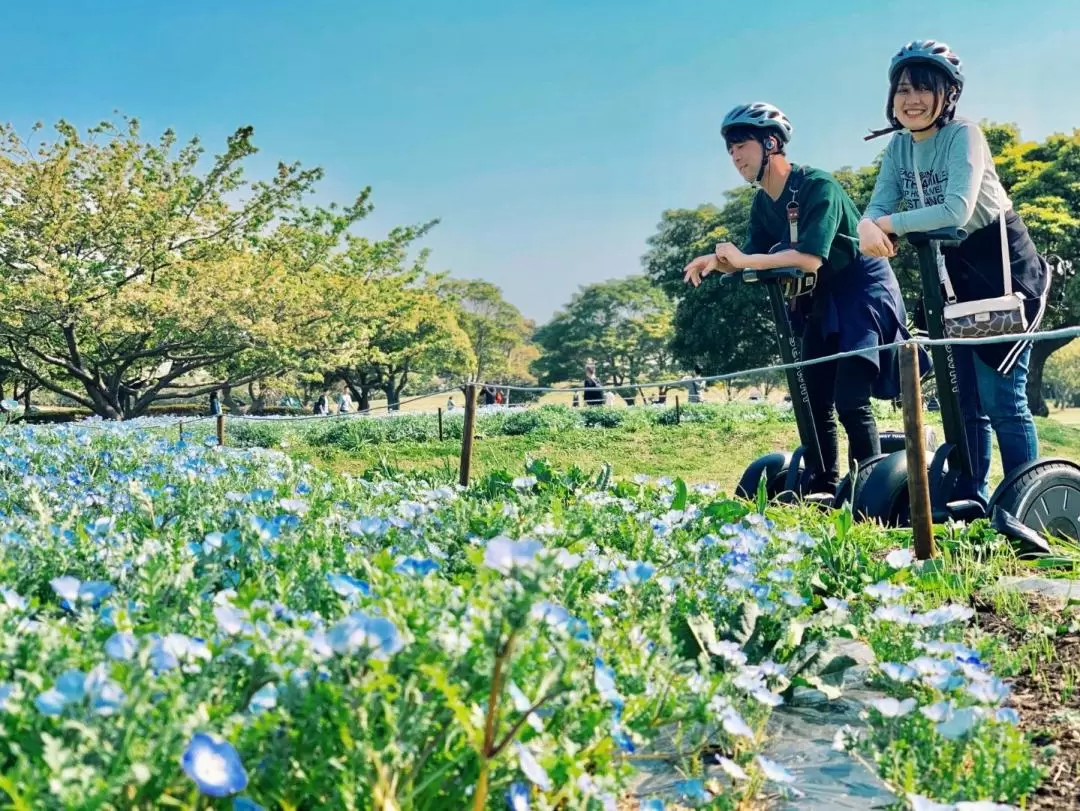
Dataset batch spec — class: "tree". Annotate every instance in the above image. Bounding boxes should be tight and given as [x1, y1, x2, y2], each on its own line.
[532, 276, 675, 403]
[0, 117, 372, 418]
[1044, 338, 1080, 408]
[438, 279, 531, 383]
[641, 196, 778, 378]
[982, 124, 1080, 415]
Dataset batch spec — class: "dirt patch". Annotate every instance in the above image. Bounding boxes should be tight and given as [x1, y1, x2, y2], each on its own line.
[977, 600, 1080, 810]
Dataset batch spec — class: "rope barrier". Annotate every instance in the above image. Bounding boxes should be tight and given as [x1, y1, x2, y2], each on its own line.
[491, 325, 1080, 394]
[17, 326, 1080, 425]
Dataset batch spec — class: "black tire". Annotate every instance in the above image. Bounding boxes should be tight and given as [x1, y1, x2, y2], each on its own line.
[852, 450, 911, 526]
[835, 453, 890, 509]
[990, 460, 1080, 542]
[736, 452, 793, 501]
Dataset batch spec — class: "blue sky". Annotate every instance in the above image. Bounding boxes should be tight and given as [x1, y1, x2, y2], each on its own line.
[3, 0, 1079, 321]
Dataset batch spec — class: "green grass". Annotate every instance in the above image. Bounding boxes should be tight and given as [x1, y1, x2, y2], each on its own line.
[278, 411, 1080, 494]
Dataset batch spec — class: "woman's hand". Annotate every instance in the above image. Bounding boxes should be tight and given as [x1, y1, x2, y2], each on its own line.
[683, 254, 721, 287]
[714, 242, 749, 268]
[857, 218, 896, 258]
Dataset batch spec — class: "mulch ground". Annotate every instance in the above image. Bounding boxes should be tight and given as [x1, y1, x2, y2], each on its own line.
[977, 598, 1080, 810]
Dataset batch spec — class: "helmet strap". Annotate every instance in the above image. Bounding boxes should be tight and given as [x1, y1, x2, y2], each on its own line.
[754, 135, 774, 184]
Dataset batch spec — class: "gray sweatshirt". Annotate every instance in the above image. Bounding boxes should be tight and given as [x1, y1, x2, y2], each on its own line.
[863, 119, 1011, 237]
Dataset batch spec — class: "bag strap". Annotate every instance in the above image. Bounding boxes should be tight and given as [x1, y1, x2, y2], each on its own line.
[998, 197, 1012, 296]
[911, 142, 958, 304]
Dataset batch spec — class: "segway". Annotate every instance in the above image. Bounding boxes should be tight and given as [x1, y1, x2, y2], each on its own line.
[725, 266, 907, 506]
[854, 226, 1080, 548]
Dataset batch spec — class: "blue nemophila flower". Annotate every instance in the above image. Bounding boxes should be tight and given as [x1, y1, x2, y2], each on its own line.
[0, 587, 26, 611]
[624, 561, 656, 584]
[0, 683, 14, 712]
[148, 634, 212, 673]
[247, 489, 274, 503]
[936, 706, 984, 740]
[347, 517, 387, 538]
[867, 697, 918, 718]
[880, 662, 918, 683]
[215, 604, 254, 636]
[863, 582, 909, 602]
[966, 676, 1010, 705]
[640, 800, 665, 811]
[530, 602, 590, 641]
[995, 707, 1020, 725]
[781, 592, 807, 608]
[326, 573, 371, 600]
[35, 668, 87, 716]
[248, 683, 278, 714]
[718, 756, 749, 781]
[885, 548, 915, 569]
[768, 568, 794, 584]
[393, 556, 440, 577]
[182, 733, 249, 797]
[483, 536, 543, 575]
[915, 604, 975, 627]
[594, 658, 623, 710]
[720, 706, 755, 739]
[50, 575, 114, 609]
[233, 798, 265, 811]
[756, 755, 796, 784]
[708, 639, 747, 666]
[872, 604, 917, 625]
[514, 741, 551, 791]
[512, 476, 537, 490]
[327, 612, 405, 659]
[674, 779, 709, 803]
[278, 498, 308, 515]
[90, 679, 127, 716]
[907, 795, 955, 811]
[823, 597, 849, 614]
[506, 781, 530, 810]
[105, 631, 138, 661]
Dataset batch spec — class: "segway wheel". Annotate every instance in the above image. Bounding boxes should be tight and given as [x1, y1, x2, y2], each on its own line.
[990, 460, 1080, 542]
[835, 453, 890, 509]
[735, 452, 794, 501]
[851, 450, 912, 527]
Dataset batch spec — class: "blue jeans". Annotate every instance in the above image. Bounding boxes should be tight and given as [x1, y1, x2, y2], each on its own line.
[951, 345, 1039, 503]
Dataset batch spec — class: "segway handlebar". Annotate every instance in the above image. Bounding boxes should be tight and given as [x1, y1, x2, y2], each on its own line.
[904, 226, 968, 245]
[719, 267, 805, 284]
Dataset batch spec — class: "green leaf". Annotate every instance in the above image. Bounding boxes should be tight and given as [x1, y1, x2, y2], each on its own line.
[672, 477, 688, 511]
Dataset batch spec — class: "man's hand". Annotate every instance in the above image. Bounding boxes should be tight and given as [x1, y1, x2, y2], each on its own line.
[683, 254, 722, 287]
[857, 218, 896, 258]
[714, 241, 749, 268]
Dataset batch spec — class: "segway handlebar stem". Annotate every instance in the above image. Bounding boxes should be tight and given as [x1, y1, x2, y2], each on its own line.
[905, 226, 968, 245]
[720, 267, 805, 284]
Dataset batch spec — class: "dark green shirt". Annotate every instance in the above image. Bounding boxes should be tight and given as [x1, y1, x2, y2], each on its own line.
[741, 164, 861, 280]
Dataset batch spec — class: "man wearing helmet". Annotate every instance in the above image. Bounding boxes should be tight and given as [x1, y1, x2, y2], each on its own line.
[683, 102, 920, 495]
[858, 40, 1049, 504]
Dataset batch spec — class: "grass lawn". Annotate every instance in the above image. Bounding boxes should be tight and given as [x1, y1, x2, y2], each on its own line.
[286, 411, 1080, 496]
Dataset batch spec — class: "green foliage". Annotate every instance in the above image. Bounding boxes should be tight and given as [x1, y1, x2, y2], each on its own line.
[531, 276, 676, 389]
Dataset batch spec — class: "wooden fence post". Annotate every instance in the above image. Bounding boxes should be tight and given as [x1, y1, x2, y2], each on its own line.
[675, 395, 681, 425]
[458, 384, 477, 487]
[900, 343, 936, 560]
[216, 414, 225, 447]
[438, 407, 444, 442]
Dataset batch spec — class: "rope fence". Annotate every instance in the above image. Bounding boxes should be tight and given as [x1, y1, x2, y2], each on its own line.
[17, 325, 1080, 435]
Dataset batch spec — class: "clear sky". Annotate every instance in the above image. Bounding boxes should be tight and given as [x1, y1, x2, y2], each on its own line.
[3, 0, 1078, 322]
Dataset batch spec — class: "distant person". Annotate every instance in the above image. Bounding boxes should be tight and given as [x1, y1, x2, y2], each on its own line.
[572, 392, 580, 408]
[495, 389, 504, 405]
[583, 363, 604, 407]
[338, 391, 354, 414]
[446, 396, 455, 412]
[209, 391, 222, 416]
[314, 391, 329, 415]
[687, 366, 706, 404]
